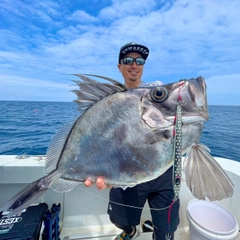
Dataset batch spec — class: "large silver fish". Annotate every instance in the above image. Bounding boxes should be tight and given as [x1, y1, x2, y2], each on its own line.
[1, 74, 234, 217]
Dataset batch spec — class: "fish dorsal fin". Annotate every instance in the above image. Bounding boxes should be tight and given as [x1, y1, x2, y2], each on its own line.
[72, 74, 127, 112]
[45, 119, 78, 174]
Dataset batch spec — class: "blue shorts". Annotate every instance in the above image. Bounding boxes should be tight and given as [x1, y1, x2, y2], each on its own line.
[107, 166, 180, 233]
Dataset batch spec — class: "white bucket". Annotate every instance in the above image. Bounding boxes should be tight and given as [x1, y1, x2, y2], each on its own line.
[187, 199, 239, 240]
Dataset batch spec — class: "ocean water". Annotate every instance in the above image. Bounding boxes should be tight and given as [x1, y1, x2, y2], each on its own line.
[0, 101, 239, 162]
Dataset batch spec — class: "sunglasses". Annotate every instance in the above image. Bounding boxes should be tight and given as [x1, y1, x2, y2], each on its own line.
[122, 57, 145, 65]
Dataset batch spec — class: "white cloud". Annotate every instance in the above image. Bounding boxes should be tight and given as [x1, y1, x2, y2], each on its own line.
[99, 0, 156, 20]
[68, 10, 98, 23]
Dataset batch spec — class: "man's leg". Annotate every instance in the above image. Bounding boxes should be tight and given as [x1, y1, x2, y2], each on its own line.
[110, 218, 138, 240]
[148, 168, 180, 240]
[108, 183, 149, 239]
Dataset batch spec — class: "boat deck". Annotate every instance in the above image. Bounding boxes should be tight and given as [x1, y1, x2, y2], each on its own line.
[60, 226, 190, 240]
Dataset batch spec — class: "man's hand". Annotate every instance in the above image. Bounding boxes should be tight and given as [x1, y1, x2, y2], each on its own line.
[84, 177, 107, 190]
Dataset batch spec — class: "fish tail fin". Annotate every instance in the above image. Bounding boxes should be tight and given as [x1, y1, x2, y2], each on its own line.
[184, 143, 234, 201]
[1, 172, 59, 218]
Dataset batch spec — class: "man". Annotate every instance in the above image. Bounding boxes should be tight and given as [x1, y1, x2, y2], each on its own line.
[85, 42, 180, 240]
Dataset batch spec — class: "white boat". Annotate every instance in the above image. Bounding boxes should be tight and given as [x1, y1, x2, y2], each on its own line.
[0, 155, 239, 240]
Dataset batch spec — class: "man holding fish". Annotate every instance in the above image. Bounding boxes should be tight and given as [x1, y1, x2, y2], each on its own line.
[85, 42, 179, 240]
[1, 42, 233, 240]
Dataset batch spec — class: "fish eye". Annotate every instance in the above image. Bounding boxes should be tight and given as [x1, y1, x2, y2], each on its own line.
[150, 87, 168, 102]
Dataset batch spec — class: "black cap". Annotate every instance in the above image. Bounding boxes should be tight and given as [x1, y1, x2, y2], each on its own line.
[118, 42, 149, 64]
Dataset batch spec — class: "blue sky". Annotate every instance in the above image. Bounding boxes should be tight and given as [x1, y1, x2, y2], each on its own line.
[0, 0, 239, 105]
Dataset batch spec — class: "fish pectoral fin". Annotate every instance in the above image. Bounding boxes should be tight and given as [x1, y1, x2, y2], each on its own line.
[183, 143, 234, 201]
[50, 178, 81, 193]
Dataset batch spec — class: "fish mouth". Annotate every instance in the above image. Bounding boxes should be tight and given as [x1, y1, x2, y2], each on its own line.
[165, 114, 208, 125]
[182, 114, 208, 124]
[183, 110, 209, 123]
